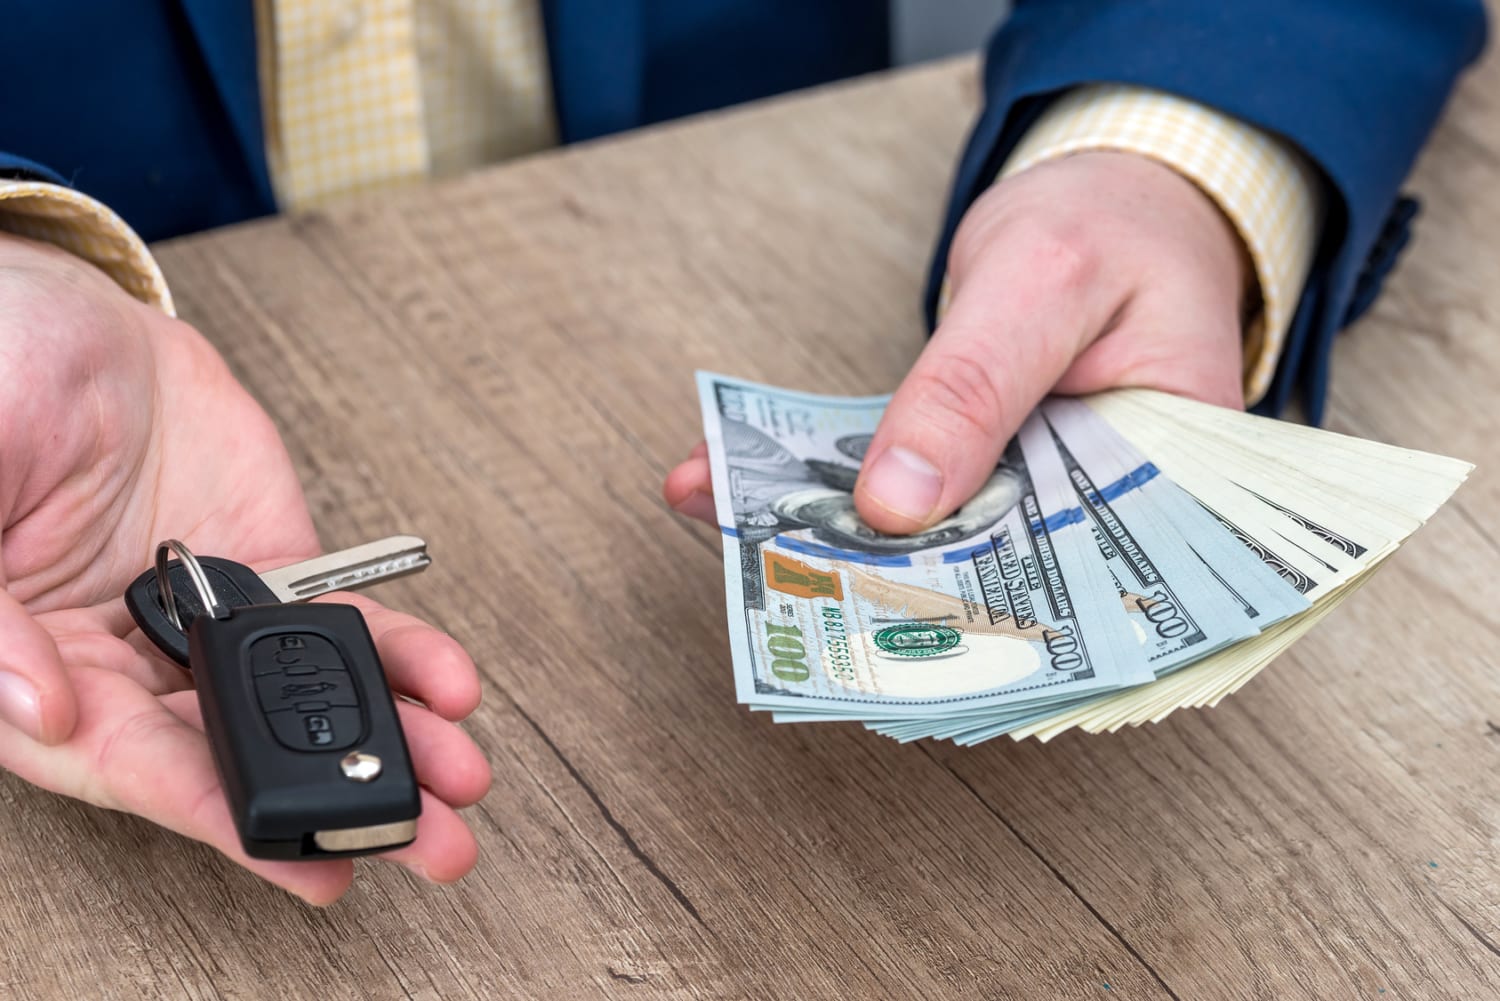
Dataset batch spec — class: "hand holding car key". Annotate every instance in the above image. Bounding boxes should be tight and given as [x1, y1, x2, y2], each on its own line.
[0, 299, 486, 905]
[126, 537, 433, 860]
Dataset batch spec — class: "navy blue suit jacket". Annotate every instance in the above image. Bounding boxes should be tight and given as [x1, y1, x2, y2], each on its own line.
[0, 1, 1487, 419]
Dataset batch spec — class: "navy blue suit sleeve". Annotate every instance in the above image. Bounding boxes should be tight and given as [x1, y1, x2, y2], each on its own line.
[927, 1, 1489, 420]
[0, 152, 67, 185]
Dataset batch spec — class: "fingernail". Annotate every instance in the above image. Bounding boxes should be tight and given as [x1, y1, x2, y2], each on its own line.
[862, 446, 943, 524]
[0, 671, 42, 741]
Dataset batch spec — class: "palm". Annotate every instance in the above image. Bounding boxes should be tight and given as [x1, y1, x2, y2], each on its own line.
[2, 304, 317, 615]
[0, 242, 488, 904]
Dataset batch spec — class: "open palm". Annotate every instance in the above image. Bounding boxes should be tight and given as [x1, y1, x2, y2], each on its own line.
[0, 236, 489, 904]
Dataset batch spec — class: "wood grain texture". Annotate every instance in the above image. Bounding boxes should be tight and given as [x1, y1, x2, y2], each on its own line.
[2, 36, 1498, 1001]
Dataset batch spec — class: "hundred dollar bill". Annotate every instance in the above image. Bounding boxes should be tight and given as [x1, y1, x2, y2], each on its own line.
[693, 375, 1469, 745]
[1042, 398, 1310, 640]
[696, 372, 1149, 717]
[1030, 404, 1259, 671]
[860, 404, 1282, 745]
[861, 401, 1317, 745]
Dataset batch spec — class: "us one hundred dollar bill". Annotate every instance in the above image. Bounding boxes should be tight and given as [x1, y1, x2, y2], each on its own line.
[694, 372, 1470, 743]
[697, 373, 1148, 718]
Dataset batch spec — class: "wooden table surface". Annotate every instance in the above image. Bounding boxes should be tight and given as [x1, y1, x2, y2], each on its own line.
[4, 45, 1500, 1001]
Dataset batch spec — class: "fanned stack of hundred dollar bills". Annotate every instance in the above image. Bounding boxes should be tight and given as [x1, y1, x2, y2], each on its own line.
[696, 373, 1471, 744]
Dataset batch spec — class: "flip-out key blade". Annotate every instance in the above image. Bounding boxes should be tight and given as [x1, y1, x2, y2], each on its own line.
[256, 535, 430, 603]
[165, 540, 420, 860]
[126, 536, 430, 667]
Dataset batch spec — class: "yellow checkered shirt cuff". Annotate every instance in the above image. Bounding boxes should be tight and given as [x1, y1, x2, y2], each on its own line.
[0, 179, 174, 315]
[1000, 84, 1322, 405]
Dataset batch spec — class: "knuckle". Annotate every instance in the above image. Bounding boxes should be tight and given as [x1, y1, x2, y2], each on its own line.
[1011, 216, 1099, 295]
[905, 348, 1009, 444]
[949, 184, 1102, 297]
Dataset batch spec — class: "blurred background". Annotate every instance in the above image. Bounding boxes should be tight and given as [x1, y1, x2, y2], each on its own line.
[892, 1, 1011, 64]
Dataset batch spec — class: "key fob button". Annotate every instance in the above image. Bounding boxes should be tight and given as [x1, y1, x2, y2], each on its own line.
[249, 633, 344, 676]
[264, 705, 364, 751]
[255, 668, 362, 714]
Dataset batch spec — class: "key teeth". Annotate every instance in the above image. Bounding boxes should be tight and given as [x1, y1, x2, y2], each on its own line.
[284, 553, 432, 599]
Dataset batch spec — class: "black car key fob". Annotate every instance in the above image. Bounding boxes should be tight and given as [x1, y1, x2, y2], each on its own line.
[135, 539, 422, 860]
[126, 557, 279, 668]
[189, 600, 420, 859]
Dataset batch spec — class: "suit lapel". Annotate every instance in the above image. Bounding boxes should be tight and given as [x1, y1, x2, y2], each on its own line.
[172, 0, 275, 206]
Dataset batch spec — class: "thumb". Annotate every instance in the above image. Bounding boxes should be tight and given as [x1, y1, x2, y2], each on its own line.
[0, 589, 77, 744]
[855, 229, 1122, 533]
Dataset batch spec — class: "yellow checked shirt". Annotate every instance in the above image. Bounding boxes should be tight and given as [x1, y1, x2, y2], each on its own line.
[0, 5, 1321, 399]
[254, 0, 556, 208]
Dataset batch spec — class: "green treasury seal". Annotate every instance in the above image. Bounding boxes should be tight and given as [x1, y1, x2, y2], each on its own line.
[873, 622, 962, 658]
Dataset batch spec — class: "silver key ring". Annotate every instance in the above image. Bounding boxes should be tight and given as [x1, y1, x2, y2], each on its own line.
[155, 539, 230, 630]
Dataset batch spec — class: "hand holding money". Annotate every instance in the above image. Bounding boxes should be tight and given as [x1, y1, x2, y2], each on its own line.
[668, 151, 1466, 743]
[666, 150, 1248, 531]
[685, 373, 1468, 744]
